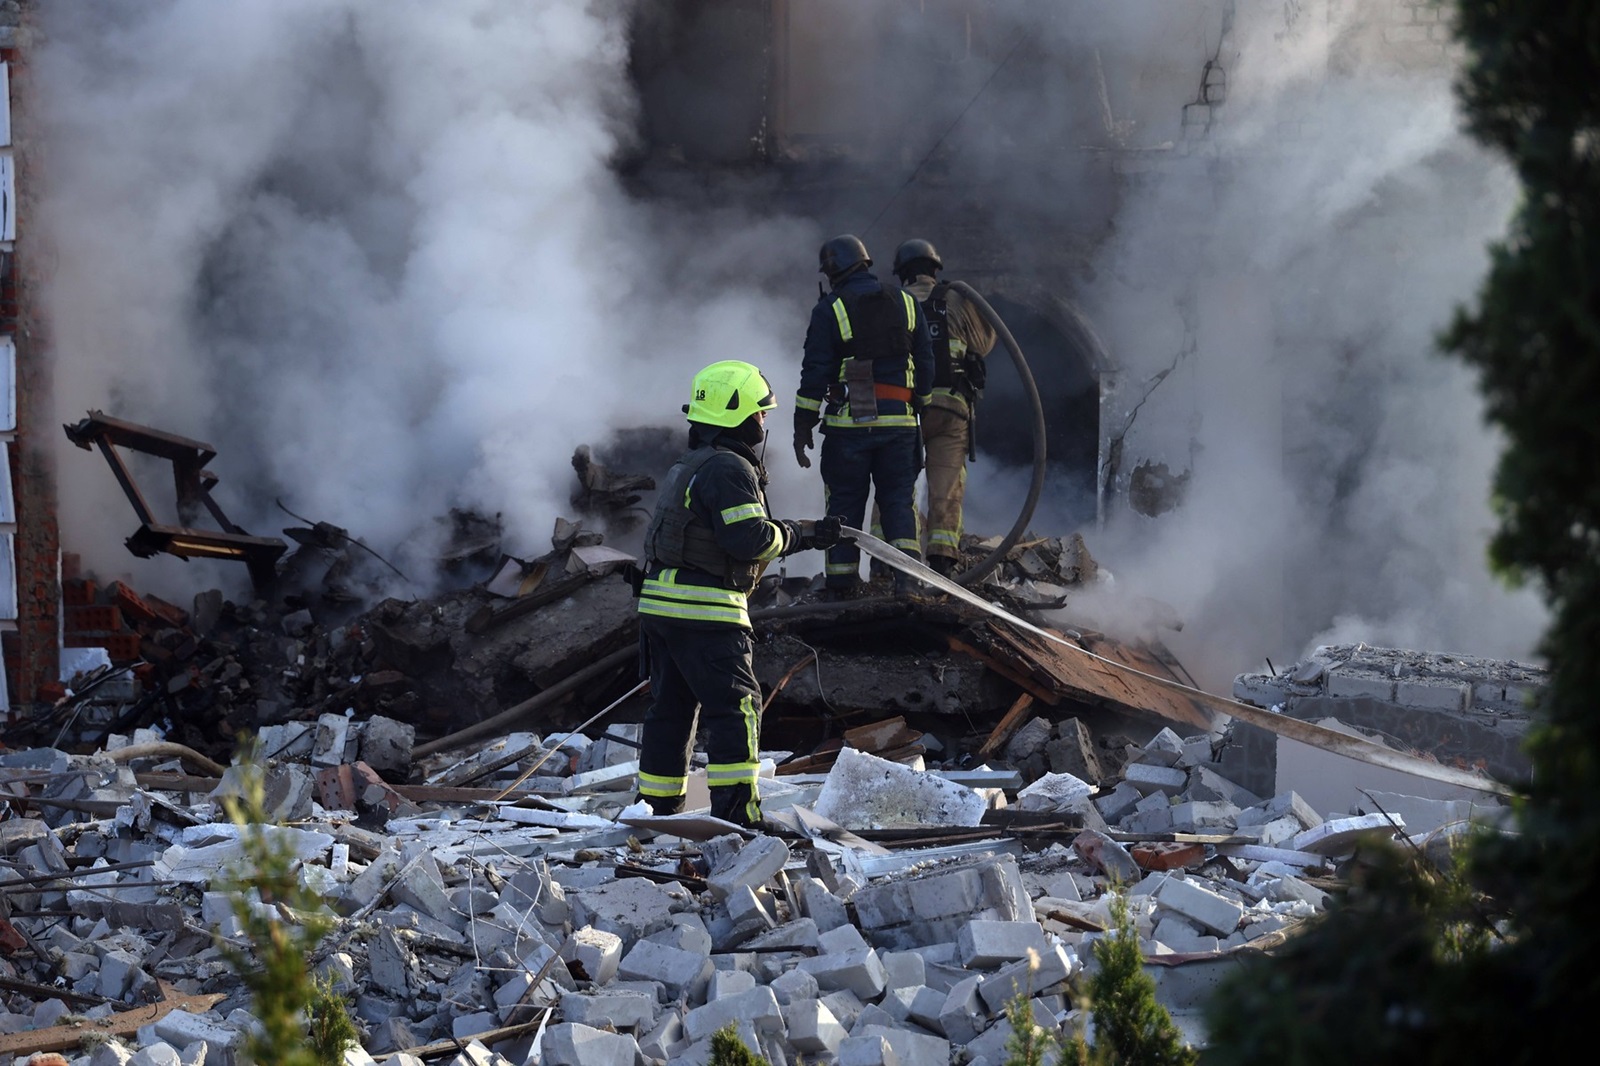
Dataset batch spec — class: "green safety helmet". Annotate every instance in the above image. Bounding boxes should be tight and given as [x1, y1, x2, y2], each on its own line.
[683, 360, 778, 427]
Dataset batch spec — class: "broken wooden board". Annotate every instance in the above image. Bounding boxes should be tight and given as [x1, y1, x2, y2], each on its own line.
[971, 619, 1212, 730]
[0, 981, 225, 1056]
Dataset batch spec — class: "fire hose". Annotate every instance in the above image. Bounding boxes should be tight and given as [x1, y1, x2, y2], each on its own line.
[843, 525, 1516, 798]
[946, 280, 1047, 588]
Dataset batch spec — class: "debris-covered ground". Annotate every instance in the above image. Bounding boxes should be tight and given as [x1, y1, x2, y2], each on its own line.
[1, 446, 1535, 1064]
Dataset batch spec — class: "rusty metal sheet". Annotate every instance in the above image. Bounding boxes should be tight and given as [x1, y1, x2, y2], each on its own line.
[981, 620, 1213, 730]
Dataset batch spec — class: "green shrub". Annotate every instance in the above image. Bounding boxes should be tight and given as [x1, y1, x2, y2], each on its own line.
[215, 744, 359, 1066]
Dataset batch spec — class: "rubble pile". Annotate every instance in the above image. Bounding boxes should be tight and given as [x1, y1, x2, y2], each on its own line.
[0, 711, 1511, 1064]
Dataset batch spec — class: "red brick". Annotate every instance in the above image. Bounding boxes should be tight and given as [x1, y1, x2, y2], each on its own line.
[60, 553, 82, 582]
[143, 593, 190, 629]
[65, 605, 125, 633]
[107, 581, 159, 625]
[1131, 841, 1206, 872]
[62, 579, 98, 607]
[62, 631, 142, 663]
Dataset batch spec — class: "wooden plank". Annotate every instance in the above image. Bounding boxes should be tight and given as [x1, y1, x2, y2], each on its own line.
[977, 691, 1037, 759]
[945, 635, 1061, 705]
[981, 621, 1212, 729]
[0, 982, 224, 1056]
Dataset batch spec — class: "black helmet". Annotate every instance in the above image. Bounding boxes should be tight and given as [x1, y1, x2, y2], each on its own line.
[893, 238, 942, 280]
[819, 234, 871, 283]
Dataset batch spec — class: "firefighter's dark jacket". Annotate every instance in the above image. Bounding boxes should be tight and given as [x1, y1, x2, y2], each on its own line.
[798, 270, 934, 429]
[639, 431, 800, 630]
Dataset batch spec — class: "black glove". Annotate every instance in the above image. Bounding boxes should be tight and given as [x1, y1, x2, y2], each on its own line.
[795, 515, 845, 551]
[793, 407, 819, 469]
[811, 515, 844, 549]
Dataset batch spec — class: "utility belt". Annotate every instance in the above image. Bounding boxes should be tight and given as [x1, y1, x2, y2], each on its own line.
[827, 382, 913, 404]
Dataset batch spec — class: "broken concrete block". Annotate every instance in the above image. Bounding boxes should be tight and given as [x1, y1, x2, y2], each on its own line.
[539, 1023, 641, 1066]
[977, 943, 1074, 1013]
[358, 716, 416, 777]
[1292, 812, 1403, 855]
[129, 1044, 183, 1066]
[934, 973, 985, 1037]
[1168, 799, 1241, 833]
[1047, 718, 1107, 783]
[616, 939, 712, 1001]
[390, 847, 458, 926]
[1015, 772, 1094, 813]
[1124, 762, 1188, 795]
[682, 985, 783, 1043]
[1187, 765, 1259, 807]
[559, 926, 623, 985]
[838, 1034, 900, 1066]
[705, 834, 791, 901]
[857, 1024, 952, 1066]
[819, 923, 868, 954]
[958, 919, 1051, 969]
[1153, 876, 1245, 936]
[882, 984, 946, 1032]
[1094, 780, 1142, 822]
[557, 989, 657, 1031]
[711, 967, 758, 999]
[1140, 727, 1186, 766]
[1152, 914, 1220, 954]
[312, 713, 354, 768]
[798, 875, 849, 931]
[153, 1011, 244, 1064]
[769, 965, 821, 1005]
[451, 1012, 499, 1040]
[784, 998, 846, 1055]
[367, 928, 415, 998]
[813, 747, 986, 830]
[798, 946, 887, 1001]
[96, 948, 141, 1000]
[1004, 717, 1054, 763]
[568, 876, 681, 949]
[649, 913, 714, 956]
[744, 917, 822, 953]
[880, 950, 926, 991]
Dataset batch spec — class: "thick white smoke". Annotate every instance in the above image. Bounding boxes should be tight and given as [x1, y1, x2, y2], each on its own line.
[1058, 3, 1548, 687]
[34, 0, 812, 601]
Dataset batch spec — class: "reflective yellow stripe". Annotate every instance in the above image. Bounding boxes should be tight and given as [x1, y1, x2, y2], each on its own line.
[832, 298, 852, 341]
[754, 523, 786, 562]
[639, 569, 750, 626]
[721, 503, 765, 524]
[706, 762, 761, 787]
[826, 562, 858, 575]
[900, 289, 916, 330]
[638, 772, 687, 797]
[929, 530, 961, 548]
[891, 538, 920, 553]
[824, 412, 920, 428]
[795, 395, 822, 412]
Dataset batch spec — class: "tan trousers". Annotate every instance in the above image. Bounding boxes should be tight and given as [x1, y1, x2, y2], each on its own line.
[920, 405, 970, 560]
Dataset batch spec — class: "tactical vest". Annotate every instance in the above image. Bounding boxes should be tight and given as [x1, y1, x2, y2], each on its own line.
[832, 285, 916, 421]
[925, 281, 970, 391]
[643, 446, 764, 592]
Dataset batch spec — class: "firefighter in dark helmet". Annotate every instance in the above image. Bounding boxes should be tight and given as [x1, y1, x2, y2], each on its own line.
[891, 238, 997, 577]
[634, 360, 843, 829]
[793, 234, 933, 596]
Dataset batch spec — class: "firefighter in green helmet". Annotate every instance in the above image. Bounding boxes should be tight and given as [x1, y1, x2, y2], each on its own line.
[633, 360, 844, 829]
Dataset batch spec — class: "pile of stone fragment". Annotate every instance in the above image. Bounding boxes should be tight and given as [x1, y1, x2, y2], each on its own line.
[0, 714, 1508, 1066]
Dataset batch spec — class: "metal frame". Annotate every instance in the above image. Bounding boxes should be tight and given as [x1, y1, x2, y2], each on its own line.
[62, 411, 285, 599]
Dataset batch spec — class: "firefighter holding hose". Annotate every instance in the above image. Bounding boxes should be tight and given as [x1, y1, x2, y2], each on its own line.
[633, 360, 842, 829]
